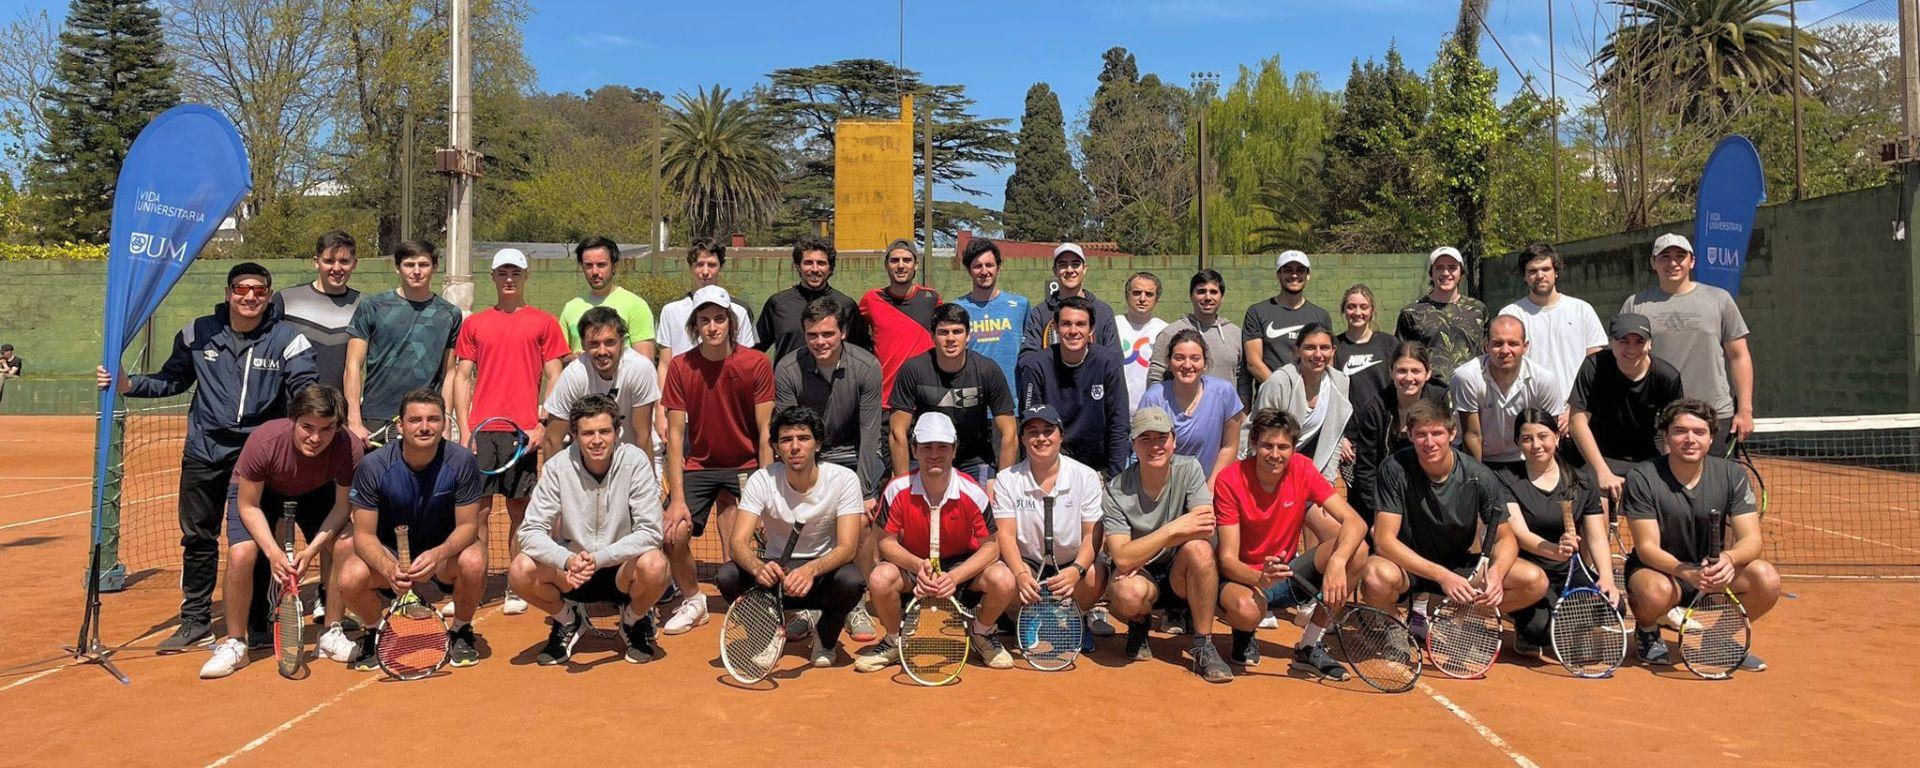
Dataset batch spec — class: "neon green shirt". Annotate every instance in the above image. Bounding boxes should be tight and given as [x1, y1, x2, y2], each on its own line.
[560, 286, 656, 352]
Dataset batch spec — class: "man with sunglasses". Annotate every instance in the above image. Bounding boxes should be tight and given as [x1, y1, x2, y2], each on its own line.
[98, 262, 318, 651]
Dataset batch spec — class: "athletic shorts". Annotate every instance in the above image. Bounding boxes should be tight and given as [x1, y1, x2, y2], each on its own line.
[1402, 562, 1482, 599]
[681, 468, 750, 537]
[475, 429, 538, 500]
[1221, 550, 1323, 609]
[561, 567, 628, 605]
[1107, 555, 1185, 610]
[1623, 558, 1700, 605]
[225, 483, 334, 547]
[897, 559, 988, 610]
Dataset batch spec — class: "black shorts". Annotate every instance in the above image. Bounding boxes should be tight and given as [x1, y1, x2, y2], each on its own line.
[897, 561, 988, 610]
[224, 483, 333, 547]
[378, 579, 457, 602]
[1220, 550, 1323, 609]
[475, 430, 538, 500]
[1109, 555, 1185, 610]
[561, 567, 628, 605]
[681, 468, 750, 536]
[1404, 562, 1482, 599]
[1624, 558, 1699, 604]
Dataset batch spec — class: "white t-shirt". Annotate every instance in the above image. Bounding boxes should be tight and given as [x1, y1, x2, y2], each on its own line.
[1499, 295, 1605, 404]
[542, 348, 661, 449]
[1449, 356, 1565, 464]
[1117, 315, 1168, 413]
[738, 462, 864, 559]
[655, 295, 758, 357]
[991, 454, 1105, 563]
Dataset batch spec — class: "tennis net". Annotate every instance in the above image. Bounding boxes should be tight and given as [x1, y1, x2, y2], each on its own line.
[108, 401, 730, 581]
[1741, 413, 1920, 578]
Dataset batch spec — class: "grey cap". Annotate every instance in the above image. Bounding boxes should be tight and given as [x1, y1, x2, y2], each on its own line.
[1609, 312, 1653, 341]
[1130, 406, 1174, 440]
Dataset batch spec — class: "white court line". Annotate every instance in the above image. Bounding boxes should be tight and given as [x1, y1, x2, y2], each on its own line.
[0, 476, 91, 480]
[203, 676, 380, 768]
[0, 669, 62, 693]
[1416, 682, 1542, 768]
[0, 480, 90, 500]
[0, 509, 86, 531]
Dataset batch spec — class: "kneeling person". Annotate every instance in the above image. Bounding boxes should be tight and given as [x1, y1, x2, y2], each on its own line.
[856, 413, 1018, 672]
[1361, 401, 1549, 629]
[333, 389, 488, 669]
[511, 394, 671, 665]
[718, 405, 868, 668]
[1215, 408, 1369, 681]
[1102, 407, 1231, 683]
[994, 405, 1108, 656]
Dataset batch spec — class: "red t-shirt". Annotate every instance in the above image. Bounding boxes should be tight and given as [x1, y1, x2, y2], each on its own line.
[234, 418, 361, 497]
[454, 306, 570, 433]
[661, 347, 775, 470]
[859, 285, 938, 408]
[880, 472, 993, 561]
[1215, 454, 1334, 567]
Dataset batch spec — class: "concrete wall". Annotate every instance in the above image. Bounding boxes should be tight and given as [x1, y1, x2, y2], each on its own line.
[1480, 183, 1913, 418]
[0, 250, 1429, 413]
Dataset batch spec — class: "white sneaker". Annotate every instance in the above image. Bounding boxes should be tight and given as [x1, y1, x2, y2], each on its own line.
[311, 598, 326, 623]
[199, 638, 251, 679]
[662, 594, 710, 635]
[1258, 611, 1280, 629]
[502, 591, 528, 616]
[809, 633, 836, 668]
[316, 623, 357, 663]
[439, 601, 457, 618]
[1659, 606, 1702, 632]
[854, 637, 901, 672]
[970, 626, 1014, 670]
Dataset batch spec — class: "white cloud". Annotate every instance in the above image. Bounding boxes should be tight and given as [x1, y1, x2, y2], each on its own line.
[571, 32, 640, 49]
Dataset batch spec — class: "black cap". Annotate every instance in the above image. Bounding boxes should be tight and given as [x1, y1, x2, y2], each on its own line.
[227, 262, 272, 287]
[1020, 403, 1063, 428]
[1609, 312, 1652, 341]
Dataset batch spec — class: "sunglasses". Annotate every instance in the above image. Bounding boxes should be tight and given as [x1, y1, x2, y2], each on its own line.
[229, 284, 270, 298]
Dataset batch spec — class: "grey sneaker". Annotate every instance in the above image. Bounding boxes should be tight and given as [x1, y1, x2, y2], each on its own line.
[786, 609, 819, 641]
[1190, 641, 1233, 683]
[158, 620, 214, 653]
[846, 603, 878, 643]
[1636, 628, 1673, 666]
[1290, 643, 1349, 681]
[854, 637, 901, 672]
[1086, 606, 1116, 637]
[1738, 651, 1767, 672]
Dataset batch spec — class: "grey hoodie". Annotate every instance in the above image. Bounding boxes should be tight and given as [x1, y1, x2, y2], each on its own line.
[517, 442, 662, 570]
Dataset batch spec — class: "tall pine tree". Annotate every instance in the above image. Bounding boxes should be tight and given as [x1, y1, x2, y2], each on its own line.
[1003, 83, 1086, 241]
[29, 0, 178, 243]
[1080, 47, 1191, 254]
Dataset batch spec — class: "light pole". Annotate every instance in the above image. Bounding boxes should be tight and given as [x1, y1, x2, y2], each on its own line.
[1190, 71, 1218, 269]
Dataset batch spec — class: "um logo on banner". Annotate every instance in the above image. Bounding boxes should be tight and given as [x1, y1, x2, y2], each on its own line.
[128, 231, 190, 262]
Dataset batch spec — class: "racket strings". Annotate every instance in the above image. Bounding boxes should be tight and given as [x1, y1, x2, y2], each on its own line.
[1017, 598, 1082, 671]
[378, 610, 449, 677]
[1680, 595, 1750, 678]
[1549, 590, 1627, 677]
[902, 606, 968, 683]
[1427, 601, 1502, 678]
[276, 587, 304, 669]
[721, 590, 785, 681]
[1332, 607, 1420, 693]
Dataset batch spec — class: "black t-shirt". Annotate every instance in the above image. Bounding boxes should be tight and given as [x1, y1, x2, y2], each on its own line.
[888, 351, 1016, 470]
[0, 354, 20, 376]
[1242, 296, 1333, 373]
[1622, 457, 1755, 566]
[1336, 331, 1397, 414]
[1568, 349, 1685, 463]
[1498, 469, 1603, 567]
[1376, 448, 1509, 570]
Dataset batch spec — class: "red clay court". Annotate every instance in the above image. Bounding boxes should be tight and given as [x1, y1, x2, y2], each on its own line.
[2, 412, 1916, 767]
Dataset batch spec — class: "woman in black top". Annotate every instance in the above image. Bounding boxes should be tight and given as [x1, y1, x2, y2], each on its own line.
[1345, 340, 1448, 520]
[1499, 408, 1613, 651]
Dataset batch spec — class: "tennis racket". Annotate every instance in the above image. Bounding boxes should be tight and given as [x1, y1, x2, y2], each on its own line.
[721, 522, 805, 684]
[1679, 508, 1751, 679]
[1426, 496, 1505, 679]
[1017, 496, 1083, 672]
[901, 501, 970, 686]
[272, 504, 307, 679]
[1608, 517, 1631, 612]
[471, 416, 530, 476]
[375, 525, 450, 680]
[365, 415, 401, 449]
[1295, 572, 1421, 693]
[1548, 498, 1627, 678]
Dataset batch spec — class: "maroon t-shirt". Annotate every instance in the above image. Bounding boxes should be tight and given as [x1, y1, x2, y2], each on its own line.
[661, 347, 774, 471]
[233, 418, 361, 496]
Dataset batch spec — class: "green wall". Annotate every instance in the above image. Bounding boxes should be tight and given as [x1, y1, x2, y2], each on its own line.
[0, 250, 1429, 413]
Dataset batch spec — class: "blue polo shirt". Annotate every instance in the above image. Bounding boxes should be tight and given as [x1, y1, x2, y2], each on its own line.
[348, 440, 484, 551]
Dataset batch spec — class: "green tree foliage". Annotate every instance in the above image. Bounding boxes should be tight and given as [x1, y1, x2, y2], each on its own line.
[1198, 57, 1334, 254]
[1080, 47, 1191, 254]
[663, 85, 783, 239]
[481, 86, 663, 244]
[1596, 0, 1824, 119]
[1319, 46, 1443, 253]
[1003, 83, 1087, 241]
[29, 0, 178, 243]
[1428, 37, 1499, 263]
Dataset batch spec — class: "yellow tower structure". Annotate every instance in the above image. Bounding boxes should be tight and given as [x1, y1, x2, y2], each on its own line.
[833, 94, 916, 251]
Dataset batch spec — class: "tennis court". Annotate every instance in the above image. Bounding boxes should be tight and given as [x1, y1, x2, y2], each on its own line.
[2, 412, 1916, 767]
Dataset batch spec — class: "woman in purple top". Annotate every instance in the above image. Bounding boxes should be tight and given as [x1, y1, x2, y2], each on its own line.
[1138, 329, 1245, 486]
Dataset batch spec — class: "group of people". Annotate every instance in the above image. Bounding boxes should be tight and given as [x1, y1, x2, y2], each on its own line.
[103, 228, 1782, 683]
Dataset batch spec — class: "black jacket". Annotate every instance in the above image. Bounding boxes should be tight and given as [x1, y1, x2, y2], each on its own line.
[126, 303, 318, 463]
[1345, 381, 1450, 518]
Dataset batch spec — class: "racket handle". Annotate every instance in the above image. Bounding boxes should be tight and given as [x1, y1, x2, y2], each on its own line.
[394, 525, 412, 569]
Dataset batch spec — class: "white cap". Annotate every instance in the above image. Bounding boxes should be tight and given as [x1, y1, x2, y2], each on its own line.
[1275, 250, 1310, 271]
[1651, 233, 1693, 256]
[690, 284, 733, 312]
[913, 412, 958, 444]
[1428, 246, 1463, 268]
[491, 248, 529, 271]
[1052, 242, 1086, 261]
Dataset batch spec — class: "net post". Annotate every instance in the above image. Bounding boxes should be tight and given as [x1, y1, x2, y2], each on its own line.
[91, 406, 128, 592]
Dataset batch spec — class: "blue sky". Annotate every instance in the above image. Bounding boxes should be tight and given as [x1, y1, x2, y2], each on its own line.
[5, 0, 1864, 210]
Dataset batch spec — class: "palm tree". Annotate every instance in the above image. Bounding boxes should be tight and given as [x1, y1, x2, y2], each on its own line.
[662, 85, 784, 238]
[1595, 0, 1824, 112]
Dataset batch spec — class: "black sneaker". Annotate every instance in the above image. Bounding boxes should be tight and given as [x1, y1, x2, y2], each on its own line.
[1163, 607, 1191, 635]
[1636, 628, 1672, 666]
[447, 624, 481, 667]
[1229, 629, 1260, 667]
[1124, 619, 1153, 661]
[1189, 641, 1233, 683]
[157, 620, 213, 653]
[348, 634, 380, 672]
[537, 605, 587, 666]
[1290, 644, 1349, 681]
[622, 613, 659, 664]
